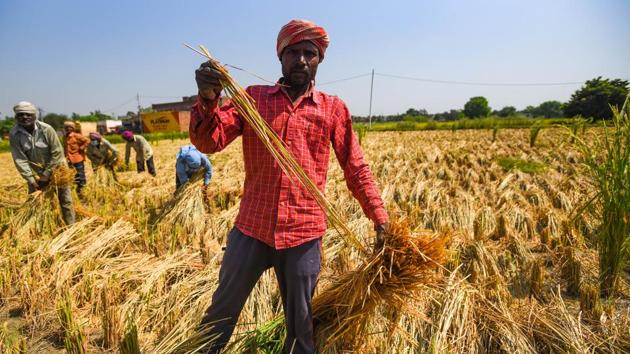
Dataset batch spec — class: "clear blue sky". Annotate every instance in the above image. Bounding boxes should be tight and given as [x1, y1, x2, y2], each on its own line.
[1, 0, 628, 118]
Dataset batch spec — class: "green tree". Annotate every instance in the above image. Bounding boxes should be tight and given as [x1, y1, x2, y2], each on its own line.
[1, 118, 16, 136]
[564, 77, 629, 120]
[535, 100, 564, 118]
[42, 113, 70, 130]
[405, 108, 428, 116]
[496, 106, 517, 117]
[434, 109, 463, 121]
[464, 96, 491, 118]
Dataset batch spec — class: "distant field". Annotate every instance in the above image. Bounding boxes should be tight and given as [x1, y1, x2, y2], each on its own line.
[0, 117, 594, 153]
[355, 116, 591, 131]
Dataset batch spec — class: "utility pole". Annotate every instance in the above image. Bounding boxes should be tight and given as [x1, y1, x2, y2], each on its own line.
[368, 68, 374, 128]
[38, 108, 44, 121]
[137, 93, 143, 133]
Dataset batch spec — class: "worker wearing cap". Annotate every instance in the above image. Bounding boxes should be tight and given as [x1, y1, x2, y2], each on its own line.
[191, 19, 389, 353]
[121, 130, 156, 176]
[63, 121, 89, 196]
[175, 144, 213, 191]
[86, 132, 119, 172]
[9, 101, 76, 224]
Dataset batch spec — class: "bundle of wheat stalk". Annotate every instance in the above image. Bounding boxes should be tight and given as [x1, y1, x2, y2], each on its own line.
[152, 175, 213, 253]
[82, 167, 123, 217]
[49, 164, 76, 187]
[1, 165, 76, 239]
[312, 219, 448, 350]
[91, 166, 119, 186]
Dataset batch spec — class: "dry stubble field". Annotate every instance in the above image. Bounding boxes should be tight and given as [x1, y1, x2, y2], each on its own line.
[0, 128, 629, 353]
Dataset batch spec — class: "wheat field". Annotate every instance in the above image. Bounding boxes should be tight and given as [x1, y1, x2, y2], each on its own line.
[1, 128, 628, 353]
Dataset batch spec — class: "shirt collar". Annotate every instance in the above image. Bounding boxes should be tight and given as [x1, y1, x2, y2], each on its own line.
[14, 120, 40, 136]
[271, 78, 321, 105]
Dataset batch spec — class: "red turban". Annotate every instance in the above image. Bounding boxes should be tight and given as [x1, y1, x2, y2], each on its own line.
[277, 19, 329, 61]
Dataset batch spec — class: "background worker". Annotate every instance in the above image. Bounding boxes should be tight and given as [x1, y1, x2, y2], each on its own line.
[122, 130, 156, 176]
[86, 132, 118, 172]
[190, 19, 389, 353]
[175, 144, 212, 191]
[63, 121, 89, 197]
[9, 101, 76, 225]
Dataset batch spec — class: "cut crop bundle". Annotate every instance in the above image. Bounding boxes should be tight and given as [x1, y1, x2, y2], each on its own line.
[152, 174, 214, 254]
[312, 219, 448, 350]
[2, 165, 75, 240]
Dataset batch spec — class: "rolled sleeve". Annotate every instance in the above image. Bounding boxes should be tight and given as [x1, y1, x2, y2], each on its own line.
[189, 95, 244, 153]
[10, 137, 37, 185]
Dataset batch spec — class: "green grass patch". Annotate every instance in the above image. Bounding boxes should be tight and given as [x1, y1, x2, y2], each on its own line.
[355, 117, 598, 132]
[496, 157, 547, 174]
[0, 139, 9, 153]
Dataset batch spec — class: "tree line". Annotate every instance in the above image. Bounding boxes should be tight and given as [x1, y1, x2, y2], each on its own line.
[354, 77, 629, 122]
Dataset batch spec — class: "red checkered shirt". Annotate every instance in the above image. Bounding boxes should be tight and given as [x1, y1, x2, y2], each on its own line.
[190, 83, 388, 249]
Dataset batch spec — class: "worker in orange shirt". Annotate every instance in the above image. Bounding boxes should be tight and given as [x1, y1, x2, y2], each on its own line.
[63, 121, 90, 197]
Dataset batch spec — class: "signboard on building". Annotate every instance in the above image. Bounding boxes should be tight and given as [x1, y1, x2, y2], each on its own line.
[141, 111, 181, 133]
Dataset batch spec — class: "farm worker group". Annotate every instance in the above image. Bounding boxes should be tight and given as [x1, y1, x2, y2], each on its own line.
[9, 101, 76, 225]
[190, 19, 389, 354]
[8, 101, 161, 227]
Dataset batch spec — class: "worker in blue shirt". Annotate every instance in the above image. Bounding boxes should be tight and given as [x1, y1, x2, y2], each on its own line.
[176, 144, 213, 191]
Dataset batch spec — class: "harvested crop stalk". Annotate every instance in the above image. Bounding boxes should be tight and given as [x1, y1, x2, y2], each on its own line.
[185, 44, 366, 254]
[312, 219, 448, 350]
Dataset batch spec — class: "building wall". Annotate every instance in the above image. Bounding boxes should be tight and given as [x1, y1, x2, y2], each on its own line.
[76, 121, 98, 135]
[176, 111, 191, 132]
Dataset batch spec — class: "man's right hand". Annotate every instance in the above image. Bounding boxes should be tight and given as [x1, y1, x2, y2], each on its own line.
[195, 62, 225, 100]
[29, 181, 40, 193]
[38, 178, 50, 189]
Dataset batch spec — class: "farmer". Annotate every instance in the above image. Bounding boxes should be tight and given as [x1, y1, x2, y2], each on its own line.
[63, 121, 89, 196]
[175, 144, 212, 191]
[9, 101, 76, 225]
[86, 132, 119, 172]
[190, 19, 389, 353]
[121, 130, 156, 176]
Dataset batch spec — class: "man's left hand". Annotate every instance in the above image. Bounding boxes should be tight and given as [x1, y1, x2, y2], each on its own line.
[374, 223, 389, 254]
[38, 176, 50, 189]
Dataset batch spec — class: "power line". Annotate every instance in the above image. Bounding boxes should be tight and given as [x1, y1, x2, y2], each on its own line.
[319, 73, 372, 86]
[102, 97, 137, 112]
[374, 72, 586, 87]
[140, 95, 184, 99]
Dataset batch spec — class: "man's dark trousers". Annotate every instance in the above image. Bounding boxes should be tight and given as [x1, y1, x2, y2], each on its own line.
[200, 227, 321, 354]
[72, 161, 86, 194]
[136, 157, 156, 176]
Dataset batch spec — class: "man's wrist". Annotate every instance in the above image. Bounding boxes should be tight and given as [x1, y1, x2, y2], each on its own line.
[374, 222, 389, 232]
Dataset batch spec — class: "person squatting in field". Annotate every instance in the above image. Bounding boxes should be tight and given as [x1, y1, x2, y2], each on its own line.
[9, 101, 76, 225]
[86, 132, 119, 173]
[63, 120, 89, 197]
[121, 130, 156, 176]
[175, 144, 212, 192]
[190, 19, 389, 354]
